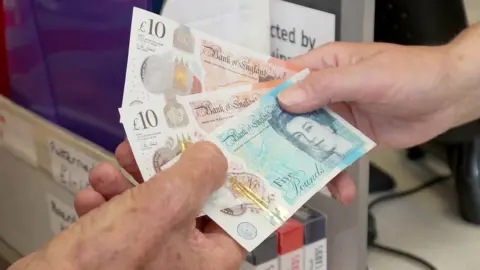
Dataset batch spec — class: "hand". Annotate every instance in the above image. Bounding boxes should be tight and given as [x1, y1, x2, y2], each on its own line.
[10, 142, 245, 270]
[279, 41, 478, 149]
[74, 140, 144, 217]
[75, 139, 356, 218]
[75, 42, 469, 218]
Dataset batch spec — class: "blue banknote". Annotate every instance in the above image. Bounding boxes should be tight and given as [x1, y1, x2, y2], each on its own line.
[202, 69, 376, 251]
[210, 69, 375, 205]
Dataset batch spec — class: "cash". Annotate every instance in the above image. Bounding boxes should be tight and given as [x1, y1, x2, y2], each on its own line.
[160, 70, 376, 251]
[120, 81, 281, 180]
[122, 7, 301, 110]
[120, 8, 376, 252]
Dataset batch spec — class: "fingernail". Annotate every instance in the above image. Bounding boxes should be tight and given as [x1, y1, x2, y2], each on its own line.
[277, 86, 305, 106]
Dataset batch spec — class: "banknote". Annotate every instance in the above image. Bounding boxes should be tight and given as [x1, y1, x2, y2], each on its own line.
[120, 77, 332, 195]
[119, 81, 281, 181]
[122, 7, 302, 111]
[162, 69, 376, 251]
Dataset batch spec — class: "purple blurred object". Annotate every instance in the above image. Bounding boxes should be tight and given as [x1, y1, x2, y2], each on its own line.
[32, 0, 151, 152]
[4, 0, 57, 122]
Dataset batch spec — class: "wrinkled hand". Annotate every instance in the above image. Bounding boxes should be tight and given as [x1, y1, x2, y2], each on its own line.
[279, 42, 476, 149]
[11, 142, 245, 270]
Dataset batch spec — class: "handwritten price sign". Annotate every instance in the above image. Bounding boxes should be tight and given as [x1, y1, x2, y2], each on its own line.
[48, 139, 98, 193]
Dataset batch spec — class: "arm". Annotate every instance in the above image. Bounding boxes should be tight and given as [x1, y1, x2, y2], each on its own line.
[447, 22, 480, 128]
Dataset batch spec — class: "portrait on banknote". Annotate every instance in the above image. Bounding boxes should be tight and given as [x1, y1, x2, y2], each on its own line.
[268, 105, 353, 163]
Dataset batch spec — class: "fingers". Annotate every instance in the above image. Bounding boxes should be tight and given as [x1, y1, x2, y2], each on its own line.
[289, 42, 346, 69]
[89, 162, 135, 200]
[74, 188, 106, 217]
[277, 66, 370, 113]
[289, 42, 386, 69]
[327, 172, 356, 205]
[170, 141, 227, 197]
[143, 141, 228, 225]
[75, 158, 135, 217]
[281, 42, 391, 113]
[115, 140, 144, 183]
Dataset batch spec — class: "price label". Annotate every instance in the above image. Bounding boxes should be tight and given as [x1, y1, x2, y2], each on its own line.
[48, 139, 98, 193]
[46, 194, 78, 235]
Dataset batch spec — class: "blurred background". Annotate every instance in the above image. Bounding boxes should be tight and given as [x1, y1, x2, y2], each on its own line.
[0, 0, 480, 270]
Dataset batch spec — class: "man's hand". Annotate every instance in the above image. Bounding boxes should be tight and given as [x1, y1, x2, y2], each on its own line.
[275, 24, 480, 197]
[279, 27, 480, 150]
[280, 43, 458, 149]
[10, 142, 245, 270]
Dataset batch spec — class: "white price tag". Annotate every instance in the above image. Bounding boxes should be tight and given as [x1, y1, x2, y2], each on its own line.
[0, 109, 38, 167]
[46, 194, 78, 235]
[270, 0, 335, 59]
[48, 139, 98, 193]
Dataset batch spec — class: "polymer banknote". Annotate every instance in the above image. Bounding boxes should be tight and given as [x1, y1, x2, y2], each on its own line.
[161, 69, 376, 251]
[120, 77, 332, 196]
[120, 81, 281, 181]
[122, 8, 301, 112]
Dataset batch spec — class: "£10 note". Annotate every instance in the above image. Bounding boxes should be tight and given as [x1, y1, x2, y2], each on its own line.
[122, 8, 301, 112]
[164, 69, 376, 251]
[120, 81, 282, 181]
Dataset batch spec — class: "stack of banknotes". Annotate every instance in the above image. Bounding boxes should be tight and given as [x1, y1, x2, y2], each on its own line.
[119, 7, 376, 252]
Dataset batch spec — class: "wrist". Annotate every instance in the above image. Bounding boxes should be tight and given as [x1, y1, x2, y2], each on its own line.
[444, 24, 480, 128]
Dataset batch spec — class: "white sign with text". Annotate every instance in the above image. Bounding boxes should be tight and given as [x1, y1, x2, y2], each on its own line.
[48, 139, 98, 193]
[270, 0, 335, 60]
[46, 194, 78, 235]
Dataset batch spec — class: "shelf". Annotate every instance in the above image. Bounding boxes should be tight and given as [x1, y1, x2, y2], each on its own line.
[0, 95, 134, 196]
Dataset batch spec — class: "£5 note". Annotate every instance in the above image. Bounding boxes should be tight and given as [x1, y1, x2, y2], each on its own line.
[191, 69, 376, 251]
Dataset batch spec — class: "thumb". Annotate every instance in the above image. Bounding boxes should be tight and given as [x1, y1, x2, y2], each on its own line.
[278, 67, 365, 113]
